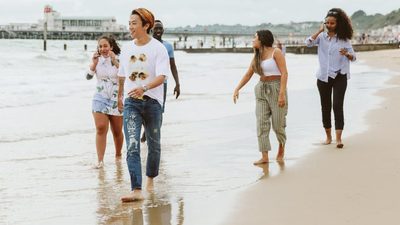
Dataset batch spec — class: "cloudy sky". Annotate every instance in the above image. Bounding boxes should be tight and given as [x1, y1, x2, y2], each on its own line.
[1, 0, 399, 27]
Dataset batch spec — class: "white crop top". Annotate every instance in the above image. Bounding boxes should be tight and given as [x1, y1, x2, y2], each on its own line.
[261, 48, 281, 76]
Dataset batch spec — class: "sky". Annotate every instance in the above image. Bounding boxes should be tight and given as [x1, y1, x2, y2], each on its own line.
[1, 0, 399, 27]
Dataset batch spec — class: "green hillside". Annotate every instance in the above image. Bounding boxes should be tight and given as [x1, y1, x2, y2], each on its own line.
[351, 8, 400, 30]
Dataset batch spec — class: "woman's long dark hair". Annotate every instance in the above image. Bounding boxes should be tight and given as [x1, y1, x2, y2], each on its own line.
[98, 35, 121, 55]
[325, 8, 353, 41]
[252, 30, 274, 75]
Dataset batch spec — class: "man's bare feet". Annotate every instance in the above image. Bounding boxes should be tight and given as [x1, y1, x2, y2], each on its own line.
[276, 144, 285, 161]
[121, 189, 144, 202]
[146, 177, 154, 192]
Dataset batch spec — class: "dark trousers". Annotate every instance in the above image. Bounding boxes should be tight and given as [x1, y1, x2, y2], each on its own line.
[317, 74, 347, 130]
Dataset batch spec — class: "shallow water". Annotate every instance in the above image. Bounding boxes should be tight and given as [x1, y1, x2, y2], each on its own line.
[0, 39, 393, 225]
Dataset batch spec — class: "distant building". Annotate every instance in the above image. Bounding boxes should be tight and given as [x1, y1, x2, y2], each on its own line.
[39, 5, 126, 32]
[1, 5, 126, 32]
[0, 5, 128, 40]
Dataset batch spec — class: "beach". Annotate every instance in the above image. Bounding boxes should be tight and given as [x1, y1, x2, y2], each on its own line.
[0, 39, 399, 225]
[221, 49, 400, 225]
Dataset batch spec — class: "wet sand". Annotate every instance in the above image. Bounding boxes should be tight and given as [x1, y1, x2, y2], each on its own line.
[221, 49, 400, 225]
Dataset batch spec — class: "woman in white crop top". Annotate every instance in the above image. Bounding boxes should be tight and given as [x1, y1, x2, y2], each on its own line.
[233, 30, 288, 164]
[87, 35, 124, 168]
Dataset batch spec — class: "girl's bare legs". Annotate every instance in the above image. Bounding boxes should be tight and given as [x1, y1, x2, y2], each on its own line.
[109, 115, 124, 158]
[93, 113, 110, 168]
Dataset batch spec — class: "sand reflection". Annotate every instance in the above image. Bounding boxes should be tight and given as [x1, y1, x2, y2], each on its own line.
[95, 160, 184, 225]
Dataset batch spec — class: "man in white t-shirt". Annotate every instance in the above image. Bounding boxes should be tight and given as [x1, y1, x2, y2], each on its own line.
[117, 8, 171, 202]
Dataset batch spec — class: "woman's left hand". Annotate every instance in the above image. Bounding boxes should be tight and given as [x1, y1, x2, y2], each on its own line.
[278, 93, 286, 108]
[339, 48, 348, 56]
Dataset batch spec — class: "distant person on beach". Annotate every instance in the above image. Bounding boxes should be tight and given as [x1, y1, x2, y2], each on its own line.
[361, 33, 367, 44]
[277, 40, 286, 56]
[233, 30, 288, 164]
[87, 35, 123, 169]
[305, 8, 356, 148]
[140, 19, 181, 143]
[117, 8, 171, 202]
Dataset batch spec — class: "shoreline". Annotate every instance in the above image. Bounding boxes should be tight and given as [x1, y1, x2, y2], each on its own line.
[220, 49, 400, 225]
[179, 43, 399, 54]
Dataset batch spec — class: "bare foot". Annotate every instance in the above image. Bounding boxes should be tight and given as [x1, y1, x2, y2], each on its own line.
[276, 145, 285, 161]
[335, 130, 344, 148]
[93, 161, 104, 169]
[146, 177, 154, 192]
[121, 190, 144, 202]
[253, 158, 269, 165]
[324, 128, 332, 145]
[276, 154, 284, 161]
[323, 138, 332, 145]
[336, 140, 344, 149]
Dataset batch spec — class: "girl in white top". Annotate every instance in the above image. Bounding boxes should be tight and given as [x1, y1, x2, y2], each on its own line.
[233, 30, 288, 164]
[87, 35, 123, 168]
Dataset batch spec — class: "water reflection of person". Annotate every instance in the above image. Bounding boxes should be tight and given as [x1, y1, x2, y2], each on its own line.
[255, 160, 285, 180]
[126, 196, 185, 225]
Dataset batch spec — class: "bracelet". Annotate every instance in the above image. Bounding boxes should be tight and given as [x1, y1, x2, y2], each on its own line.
[142, 85, 149, 92]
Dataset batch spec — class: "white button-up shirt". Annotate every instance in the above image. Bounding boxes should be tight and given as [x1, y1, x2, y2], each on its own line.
[305, 32, 356, 82]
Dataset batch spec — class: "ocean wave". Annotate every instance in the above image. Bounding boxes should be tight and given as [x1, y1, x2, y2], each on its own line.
[0, 128, 93, 143]
[0, 100, 53, 109]
[34, 54, 58, 61]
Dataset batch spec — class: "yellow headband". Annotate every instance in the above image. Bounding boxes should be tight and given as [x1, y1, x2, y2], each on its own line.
[133, 8, 155, 29]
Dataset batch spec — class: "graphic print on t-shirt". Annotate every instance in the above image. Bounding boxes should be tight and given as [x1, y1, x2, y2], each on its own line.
[128, 53, 149, 81]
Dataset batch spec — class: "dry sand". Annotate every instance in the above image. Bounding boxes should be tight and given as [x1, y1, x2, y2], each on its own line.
[221, 49, 400, 225]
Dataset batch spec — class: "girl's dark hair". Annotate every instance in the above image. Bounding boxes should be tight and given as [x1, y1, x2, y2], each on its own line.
[252, 30, 274, 75]
[98, 35, 121, 55]
[325, 8, 353, 40]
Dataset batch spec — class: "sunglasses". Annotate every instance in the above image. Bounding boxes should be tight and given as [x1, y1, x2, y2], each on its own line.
[327, 11, 338, 15]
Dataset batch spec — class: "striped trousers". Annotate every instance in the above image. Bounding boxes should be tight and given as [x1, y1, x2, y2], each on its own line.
[255, 80, 288, 152]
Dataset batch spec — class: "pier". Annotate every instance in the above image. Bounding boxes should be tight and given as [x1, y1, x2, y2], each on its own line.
[180, 43, 400, 54]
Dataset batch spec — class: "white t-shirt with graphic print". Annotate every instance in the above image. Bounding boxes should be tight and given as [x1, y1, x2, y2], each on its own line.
[118, 38, 171, 106]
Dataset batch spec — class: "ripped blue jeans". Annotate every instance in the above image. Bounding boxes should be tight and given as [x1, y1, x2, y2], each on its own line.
[123, 97, 162, 190]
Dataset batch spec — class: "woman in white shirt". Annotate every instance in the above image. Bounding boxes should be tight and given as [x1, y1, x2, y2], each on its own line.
[305, 8, 356, 148]
[87, 35, 123, 168]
